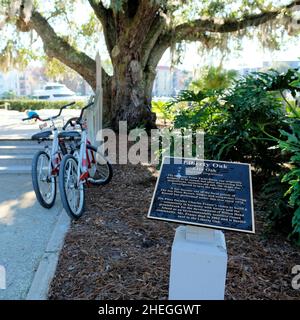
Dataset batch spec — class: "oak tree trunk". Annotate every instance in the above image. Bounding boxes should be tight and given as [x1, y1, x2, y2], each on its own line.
[105, 54, 156, 131]
[91, 1, 163, 131]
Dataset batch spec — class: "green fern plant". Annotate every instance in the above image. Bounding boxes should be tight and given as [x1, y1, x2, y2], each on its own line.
[279, 120, 300, 245]
[152, 100, 173, 125]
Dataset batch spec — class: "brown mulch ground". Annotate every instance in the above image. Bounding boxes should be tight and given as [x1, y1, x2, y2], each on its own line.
[49, 164, 300, 300]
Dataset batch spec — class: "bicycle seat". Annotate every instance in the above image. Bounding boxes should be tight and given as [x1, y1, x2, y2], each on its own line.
[58, 131, 81, 139]
[31, 130, 52, 140]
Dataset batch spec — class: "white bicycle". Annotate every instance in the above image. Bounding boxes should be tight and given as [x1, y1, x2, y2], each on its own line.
[58, 101, 112, 219]
[23, 102, 78, 208]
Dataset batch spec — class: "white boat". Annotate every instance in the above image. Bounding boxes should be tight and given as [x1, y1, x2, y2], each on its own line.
[32, 82, 77, 101]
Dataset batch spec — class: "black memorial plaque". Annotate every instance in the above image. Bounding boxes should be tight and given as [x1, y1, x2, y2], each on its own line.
[148, 157, 255, 233]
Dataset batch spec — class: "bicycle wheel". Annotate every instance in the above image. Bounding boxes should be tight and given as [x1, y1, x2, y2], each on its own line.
[59, 154, 85, 219]
[32, 150, 56, 209]
[86, 144, 113, 185]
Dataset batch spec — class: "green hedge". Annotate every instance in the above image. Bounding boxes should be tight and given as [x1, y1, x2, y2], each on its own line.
[0, 99, 84, 112]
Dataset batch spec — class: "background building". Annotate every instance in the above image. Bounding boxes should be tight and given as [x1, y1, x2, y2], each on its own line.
[152, 66, 192, 97]
[234, 60, 300, 76]
[0, 71, 20, 97]
[1, 60, 298, 99]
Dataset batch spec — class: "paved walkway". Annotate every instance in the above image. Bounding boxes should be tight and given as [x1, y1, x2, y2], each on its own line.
[0, 174, 64, 299]
[0, 109, 74, 299]
[0, 109, 80, 139]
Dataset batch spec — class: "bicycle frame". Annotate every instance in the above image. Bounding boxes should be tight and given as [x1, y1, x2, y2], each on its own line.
[25, 102, 76, 178]
[57, 98, 112, 219]
[78, 127, 88, 183]
[50, 127, 61, 175]
[42, 119, 62, 177]
[57, 98, 96, 186]
[76, 124, 96, 185]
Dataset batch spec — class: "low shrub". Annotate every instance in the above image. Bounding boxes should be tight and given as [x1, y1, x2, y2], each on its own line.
[261, 175, 294, 235]
[189, 65, 237, 91]
[261, 74, 300, 245]
[0, 99, 84, 112]
[169, 68, 300, 245]
[152, 100, 174, 124]
[261, 120, 300, 245]
[169, 89, 222, 131]
[278, 119, 300, 244]
[205, 74, 288, 175]
[169, 75, 288, 175]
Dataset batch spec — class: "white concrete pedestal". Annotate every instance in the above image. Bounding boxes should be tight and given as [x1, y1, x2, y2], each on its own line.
[169, 225, 227, 300]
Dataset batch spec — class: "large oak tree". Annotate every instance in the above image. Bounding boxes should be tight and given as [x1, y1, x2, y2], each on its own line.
[1, 0, 300, 130]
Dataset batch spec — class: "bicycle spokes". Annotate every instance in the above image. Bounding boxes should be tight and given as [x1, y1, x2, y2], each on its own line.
[63, 157, 84, 216]
[37, 154, 54, 200]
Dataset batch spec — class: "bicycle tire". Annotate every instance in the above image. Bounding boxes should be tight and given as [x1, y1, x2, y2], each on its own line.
[86, 144, 113, 185]
[59, 154, 85, 219]
[32, 150, 56, 209]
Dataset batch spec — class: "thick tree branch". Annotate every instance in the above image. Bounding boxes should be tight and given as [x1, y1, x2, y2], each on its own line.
[146, 34, 169, 71]
[146, 9, 279, 71]
[88, 0, 116, 54]
[146, 1, 300, 71]
[172, 1, 300, 43]
[129, 0, 158, 26]
[141, 12, 166, 67]
[115, 1, 156, 59]
[19, 9, 113, 122]
[125, 0, 160, 50]
[27, 11, 99, 89]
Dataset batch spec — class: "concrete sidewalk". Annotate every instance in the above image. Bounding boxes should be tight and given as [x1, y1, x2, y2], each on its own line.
[0, 109, 80, 139]
[0, 174, 68, 299]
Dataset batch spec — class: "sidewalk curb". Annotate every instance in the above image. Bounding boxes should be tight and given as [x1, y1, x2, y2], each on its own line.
[26, 209, 70, 300]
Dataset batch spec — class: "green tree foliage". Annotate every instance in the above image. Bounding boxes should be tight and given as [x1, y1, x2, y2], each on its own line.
[264, 116, 300, 245]
[169, 89, 222, 131]
[0, 40, 37, 72]
[1, 1, 300, 128]
[190, 66, 237, 92]
[279, 120, 300, 244]
[44, 57, 77, 81]
[170, 67, 300, 244]
[152, 100, 173, 125]
[276, 71, 300, 243]
[170, 72, 291, 174]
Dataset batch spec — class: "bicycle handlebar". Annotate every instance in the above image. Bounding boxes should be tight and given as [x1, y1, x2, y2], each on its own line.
[22, 115, 38, 121]
[62, 117, 79, 131]
[76, 101, 94, 124]
[61, 99, 94, 131]
[38, 101, 76, 121]
[22, 101, 76, 122]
